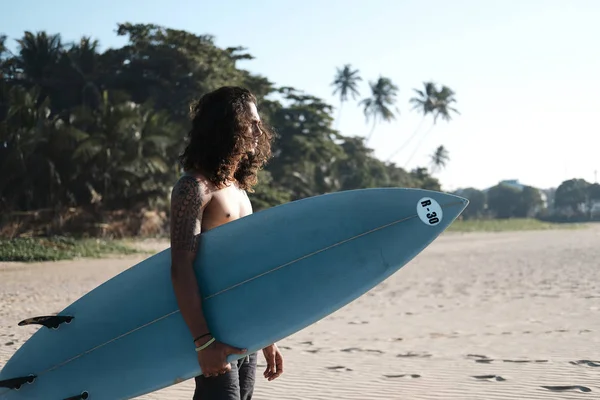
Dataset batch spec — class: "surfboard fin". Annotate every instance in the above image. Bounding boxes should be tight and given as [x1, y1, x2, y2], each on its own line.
[0, 375, 36, 389]
[63, 391, 89, 400]
[18, 315, 74, 329]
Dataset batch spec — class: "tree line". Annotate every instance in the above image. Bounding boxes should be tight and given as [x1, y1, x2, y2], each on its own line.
[2, 22, 595, 239]
[455, 178, 600, 222]
[0, 23, 467, 239]
[1, 23, 461, 224]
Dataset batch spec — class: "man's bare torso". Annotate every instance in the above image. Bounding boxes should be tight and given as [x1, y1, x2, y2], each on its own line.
[186, 171, 253, 233]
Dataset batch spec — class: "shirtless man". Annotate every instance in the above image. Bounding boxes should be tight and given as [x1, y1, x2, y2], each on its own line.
[169, 86, 284, 400]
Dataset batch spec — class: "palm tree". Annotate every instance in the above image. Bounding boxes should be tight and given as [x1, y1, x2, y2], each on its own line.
[14, 31, 63, 99]
[331, 64, 361, 128]
[67, 36, 102, 109]
[0, 85, 75, 210]
[386, 81, 438, 161]
[410, 81, 439, 116]
[390, 82, 459, 166]
[403, 84, 458, 166]
[429, 145, 450, 173]
[359, 76, 399, 144]
[0, 35, 8, 70]
[431, 85, 459, 123]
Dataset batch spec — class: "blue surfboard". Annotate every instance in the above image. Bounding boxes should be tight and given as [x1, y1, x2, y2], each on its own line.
[0, 188, 467, 399]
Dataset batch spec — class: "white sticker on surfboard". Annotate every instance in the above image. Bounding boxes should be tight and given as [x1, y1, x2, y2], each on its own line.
[417, 197, 443, 226]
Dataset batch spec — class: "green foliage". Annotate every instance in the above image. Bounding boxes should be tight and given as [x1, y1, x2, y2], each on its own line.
[453, 187, 486, 219]
[0, 236, 140, 261]
[0, 23, 443, 229]
[486, 183, 542, 219]
[454, 178, 600, 223]
[514, 186, 543, 217]
[554, 178, 591, 213]
[547, 178, 600, 221]
[429, 145, 450, 173]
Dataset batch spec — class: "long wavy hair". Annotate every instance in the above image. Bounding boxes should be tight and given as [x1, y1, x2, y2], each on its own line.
[178, 86, 274, 192]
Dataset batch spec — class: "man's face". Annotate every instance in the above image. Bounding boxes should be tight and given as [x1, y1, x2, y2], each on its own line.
[247, 102, 262, 153]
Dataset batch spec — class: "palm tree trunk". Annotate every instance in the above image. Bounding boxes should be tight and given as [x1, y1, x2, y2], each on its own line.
[386, 116, 426, 161]
[404, 123, 435, 167]
[365, 118, 377, 145]
[335, 101, 343, 130]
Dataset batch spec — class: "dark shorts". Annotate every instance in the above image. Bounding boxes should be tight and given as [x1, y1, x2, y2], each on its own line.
[193, 353, 258, 400]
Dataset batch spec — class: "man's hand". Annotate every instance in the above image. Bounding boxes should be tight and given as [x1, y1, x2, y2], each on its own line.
[198, 339, 247, 378]
[262, 343, 284, 381]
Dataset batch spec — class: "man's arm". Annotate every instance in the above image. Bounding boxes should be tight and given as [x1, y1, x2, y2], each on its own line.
[170, 175, 211, 343]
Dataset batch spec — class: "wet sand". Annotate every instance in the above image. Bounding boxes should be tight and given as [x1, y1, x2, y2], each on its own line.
[1, 226, 599, 399]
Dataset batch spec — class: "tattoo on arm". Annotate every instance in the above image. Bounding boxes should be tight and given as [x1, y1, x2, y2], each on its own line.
[171, 176, 204, 253]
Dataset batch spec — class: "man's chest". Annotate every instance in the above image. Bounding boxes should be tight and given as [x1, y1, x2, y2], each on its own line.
[202, 186, 253, 229]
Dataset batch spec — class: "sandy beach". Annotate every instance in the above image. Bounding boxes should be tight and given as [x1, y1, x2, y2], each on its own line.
[1, 226, 599, 399]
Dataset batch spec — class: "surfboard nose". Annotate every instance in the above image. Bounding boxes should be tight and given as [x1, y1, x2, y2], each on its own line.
[440, 191, 469, 211]
[441, 192, 469, 222]
[413, 190, 469, 229]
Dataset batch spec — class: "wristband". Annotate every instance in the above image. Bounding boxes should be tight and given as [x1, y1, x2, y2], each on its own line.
[195, 337, 216, 352]
[193, 333, 211, 343]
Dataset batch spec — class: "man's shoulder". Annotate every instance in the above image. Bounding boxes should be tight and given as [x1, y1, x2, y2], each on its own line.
[171, 172, 215, 202]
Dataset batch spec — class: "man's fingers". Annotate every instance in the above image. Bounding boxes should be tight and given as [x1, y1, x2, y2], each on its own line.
[263, 350, 275, 378]
[268, 355, 283, 381]
[264, 359, 274, 377]
[202, 361, 232, 378]
[224, 345, 247, 355]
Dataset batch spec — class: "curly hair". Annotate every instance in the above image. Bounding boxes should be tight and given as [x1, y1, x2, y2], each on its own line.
[178, 86, 274, 192]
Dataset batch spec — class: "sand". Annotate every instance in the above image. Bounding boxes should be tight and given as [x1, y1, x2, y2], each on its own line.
[1, 226, 599, 399]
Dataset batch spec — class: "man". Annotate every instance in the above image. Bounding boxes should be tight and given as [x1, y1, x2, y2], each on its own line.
[169, 86, 284, 400]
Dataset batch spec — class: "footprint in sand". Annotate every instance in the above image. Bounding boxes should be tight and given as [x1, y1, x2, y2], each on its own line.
[397, 351, 431, 358]
[503, 359, 548, 364]
[466, 354, 494, 364]
[569, 360, 600, 367]
[472, 375, 506, 382]
[429, 332, 450, 339]
[299, 341, 313, 346]
[341, 347, 384, 354]
[348, 321, 369, 325]
[541, 385, 591, 393]
[384, 374, 421, 379]
[4, 342, 14, 346]
[326, 365, 353, 372]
